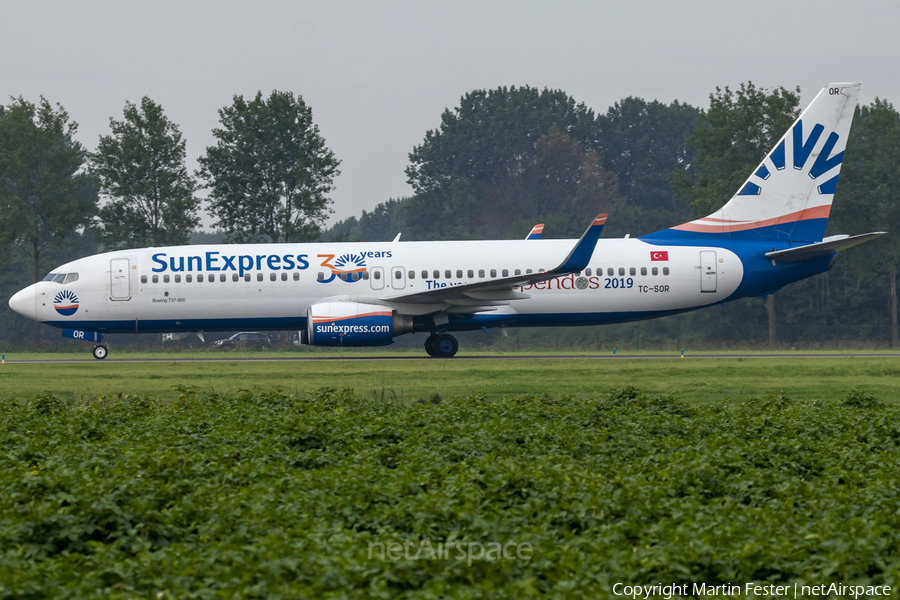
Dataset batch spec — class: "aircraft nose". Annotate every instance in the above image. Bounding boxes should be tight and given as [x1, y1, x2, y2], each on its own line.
[9, 285, 36, 320]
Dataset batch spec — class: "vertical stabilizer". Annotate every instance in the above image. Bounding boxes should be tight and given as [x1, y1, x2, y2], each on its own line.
[644, 83, 861, 243]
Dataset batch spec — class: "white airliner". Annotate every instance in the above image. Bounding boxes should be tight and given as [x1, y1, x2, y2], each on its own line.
[8, 83, 884, 359]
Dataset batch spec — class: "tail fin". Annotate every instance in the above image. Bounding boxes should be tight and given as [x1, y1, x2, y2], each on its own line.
[644, 82, 861, 243]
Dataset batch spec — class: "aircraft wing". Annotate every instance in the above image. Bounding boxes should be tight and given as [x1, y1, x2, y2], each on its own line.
[765, 232, 886, 262]
[381, 215, 606, 306]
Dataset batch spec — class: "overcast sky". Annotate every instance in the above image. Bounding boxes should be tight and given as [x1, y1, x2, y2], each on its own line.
[2, 0, 895, 227]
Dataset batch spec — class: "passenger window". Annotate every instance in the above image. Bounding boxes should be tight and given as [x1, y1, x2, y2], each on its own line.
[394, 270, 402, 279]
[641, 267, 647, 276]
[186, 274, 192, 283]
[619, 268, 625, 276]
[317, 272, 325, 281]
[467, 269, 473, 278]
[373, 271, 381, 280]
[233, 274, 239, 282]
[362, 272, 369, 280]
[457, 270, 463, 278]
[526, 269, 533, 274]
[515, 269, 521, 276]
[244, 274, 251, 282]
[478, 269, 485, 278]
[490, 269, 496, 278]
[585, 268, 592, 276]
[409, 270, 415, 279]
[607, 268, 614, 276]
[445, 270, 452, 279]
[629, 267, 636, 276]
[64, 273, 79, 284]
[54, 273, 66, 283]
[663, 267, 670, 275]
[502, 269, 508, 277]
[421, 270, 428, 279]
[270, 273, 276, 281]
[175, 275, 181, 283]
[141, 275, 147, 284]
[163, 275, 170, 283]
[209, 274, 215, 282]
[434, 270, 440, 279]
[257, 273, 263, 282]
[152, 275, 159, 283]
[197, 274, 203, 282]
[220, 274, 226, 282]
[652, 267, 658, 276]
[293, 272, 300, 281]
[281, 273, 287, 281]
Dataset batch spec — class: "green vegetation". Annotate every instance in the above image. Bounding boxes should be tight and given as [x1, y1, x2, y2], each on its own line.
[1, 356, 899, 404]
[2, 383, 899, 598]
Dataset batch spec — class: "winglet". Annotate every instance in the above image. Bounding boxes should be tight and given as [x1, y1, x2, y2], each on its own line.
[525, 224, 545, 240]
[554, 214, 607, 272]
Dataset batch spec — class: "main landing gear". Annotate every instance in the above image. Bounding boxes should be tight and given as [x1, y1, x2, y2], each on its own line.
[424, 333, 458, 358]
[92, 344, 109, 360]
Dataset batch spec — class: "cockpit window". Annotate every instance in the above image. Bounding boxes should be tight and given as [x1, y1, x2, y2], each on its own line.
[64, 273, 79, 284]
[43, 273, 57, 282]
[53, 274, 66, 283]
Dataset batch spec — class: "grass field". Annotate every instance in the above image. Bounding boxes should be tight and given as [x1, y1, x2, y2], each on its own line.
[1, 354, 899, 404]
[2, 383, 899, 598]
[3, 355, 900, 598]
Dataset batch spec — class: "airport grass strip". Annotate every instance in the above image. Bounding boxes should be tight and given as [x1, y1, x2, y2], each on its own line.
[1, 386, 899, 598]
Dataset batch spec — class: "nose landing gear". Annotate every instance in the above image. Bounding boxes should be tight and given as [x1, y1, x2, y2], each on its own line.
[424, 333, 458, 358]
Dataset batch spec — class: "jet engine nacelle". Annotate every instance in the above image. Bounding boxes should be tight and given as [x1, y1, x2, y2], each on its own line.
[306, 301, 413, 346]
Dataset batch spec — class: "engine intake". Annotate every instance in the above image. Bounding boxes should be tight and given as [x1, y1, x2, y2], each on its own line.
[306, 301, 412, 346]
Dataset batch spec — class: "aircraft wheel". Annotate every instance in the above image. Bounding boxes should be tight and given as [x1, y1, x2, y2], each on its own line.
[432, 334, 458, 358]
[92, 345, 108, 360]
[424, 335, 437, 357]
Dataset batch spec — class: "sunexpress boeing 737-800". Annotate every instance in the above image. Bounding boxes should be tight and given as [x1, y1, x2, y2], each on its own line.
[8, 83, 886, 359]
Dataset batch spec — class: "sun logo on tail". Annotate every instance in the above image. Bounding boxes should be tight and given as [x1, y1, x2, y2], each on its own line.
[53, 290, 79, 316]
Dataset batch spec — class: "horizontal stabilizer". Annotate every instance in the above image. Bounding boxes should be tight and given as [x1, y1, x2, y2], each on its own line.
[765, 232, 885, 262]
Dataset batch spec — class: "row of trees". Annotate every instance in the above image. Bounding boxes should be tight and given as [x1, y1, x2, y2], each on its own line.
[1, 83, 899, 348]
[0, 91, 340, 277]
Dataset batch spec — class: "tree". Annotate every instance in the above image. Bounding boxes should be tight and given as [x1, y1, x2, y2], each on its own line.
[829, 99, 900, 346]
[197, 91, 340, 243]
[404, 86, 600, 239]
[673, 82, 801, 218]
[324, 197, 410, 242]
[595, 97, 700, 217]
[92, 97, 200, 249]
[0, 96, 97, 342]
[477, 125, 625, 239]
[673, 82, 802, 346]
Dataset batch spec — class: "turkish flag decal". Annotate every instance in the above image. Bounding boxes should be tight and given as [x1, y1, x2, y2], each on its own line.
[650, 251, 669, 261]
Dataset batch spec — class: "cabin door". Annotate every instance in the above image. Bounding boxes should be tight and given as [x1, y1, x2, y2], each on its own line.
[700, 251, 717, 293]
[110, 258, 131, 300]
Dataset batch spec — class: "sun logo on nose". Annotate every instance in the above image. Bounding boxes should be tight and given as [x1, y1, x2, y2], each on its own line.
[53, 289, 79, 316]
